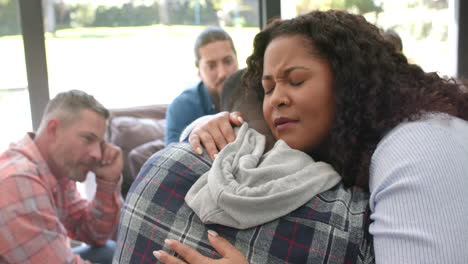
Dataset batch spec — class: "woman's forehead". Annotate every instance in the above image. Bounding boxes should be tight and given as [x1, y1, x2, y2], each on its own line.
[263, 36, 326, 76]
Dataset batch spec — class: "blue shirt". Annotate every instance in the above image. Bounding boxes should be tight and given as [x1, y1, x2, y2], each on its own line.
[165, 82, 218, 146]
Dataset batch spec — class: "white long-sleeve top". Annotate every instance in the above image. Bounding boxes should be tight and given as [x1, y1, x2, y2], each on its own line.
[369, 114, 468, 263]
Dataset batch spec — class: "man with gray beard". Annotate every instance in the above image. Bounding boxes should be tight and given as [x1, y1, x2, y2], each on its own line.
[0, 90, 123, 264]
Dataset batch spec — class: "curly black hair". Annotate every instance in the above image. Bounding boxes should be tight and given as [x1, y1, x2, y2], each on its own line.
[244, 10, 468, 190]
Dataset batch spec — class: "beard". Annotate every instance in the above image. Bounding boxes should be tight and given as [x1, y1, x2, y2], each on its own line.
[67, 166, 88, 182]
[50, 148, 90, 182]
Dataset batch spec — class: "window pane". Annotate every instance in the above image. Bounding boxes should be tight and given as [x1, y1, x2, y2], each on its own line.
[0, 89, 33, 151]
[45, 0, 259, 108]
[0, 0, 32, 151]
[281, 0, 454, 77]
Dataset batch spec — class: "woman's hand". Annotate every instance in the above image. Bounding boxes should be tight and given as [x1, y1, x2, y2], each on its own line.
[189, 111, 244, 160]
[153, 230, 248, 264]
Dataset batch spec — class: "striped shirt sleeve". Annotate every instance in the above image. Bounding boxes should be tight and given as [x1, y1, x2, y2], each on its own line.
[369, 117, 468, 263]
[62, 177, 122, 246]
[0, 174, 90, 264]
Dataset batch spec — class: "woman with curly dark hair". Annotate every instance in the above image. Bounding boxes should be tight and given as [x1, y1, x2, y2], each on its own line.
[157, 10, 468, 264]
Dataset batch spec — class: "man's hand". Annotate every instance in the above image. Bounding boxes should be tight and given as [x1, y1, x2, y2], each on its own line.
[189, 111, 243, 160]
[92, 142, 123, 183]
[153, 230, 249, 264]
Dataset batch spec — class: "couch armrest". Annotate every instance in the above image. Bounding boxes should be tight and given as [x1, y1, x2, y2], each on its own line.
[106, 104, 168, 198]
[109, 104, 168, 120]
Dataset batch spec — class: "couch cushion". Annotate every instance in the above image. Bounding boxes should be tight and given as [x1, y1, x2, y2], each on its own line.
[108, 117, 166, 152]
[128, 139, 165, 179]
[108, 116, 166, 196]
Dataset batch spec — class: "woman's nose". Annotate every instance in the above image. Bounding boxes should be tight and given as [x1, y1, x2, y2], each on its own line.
[270, 85, 290, 107]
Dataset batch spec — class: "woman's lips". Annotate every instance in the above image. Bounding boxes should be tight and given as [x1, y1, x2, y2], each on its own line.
[274, 117, 298, 131]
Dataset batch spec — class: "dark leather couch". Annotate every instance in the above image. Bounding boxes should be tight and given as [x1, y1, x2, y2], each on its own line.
[106, 104, 168, 197]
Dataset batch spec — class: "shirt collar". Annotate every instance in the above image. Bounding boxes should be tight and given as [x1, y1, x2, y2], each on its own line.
[200, 82, 217, 112]
[12, 133, 61, 190]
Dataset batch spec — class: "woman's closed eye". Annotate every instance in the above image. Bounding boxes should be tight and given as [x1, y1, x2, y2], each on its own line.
[288, 69, 308, 87]
[262, 80, 275, 95]
[290, 80, 304, 86]
[264, 87, 274, 95]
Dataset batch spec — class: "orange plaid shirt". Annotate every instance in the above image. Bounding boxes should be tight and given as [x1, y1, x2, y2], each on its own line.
[0, 133, 122, 264]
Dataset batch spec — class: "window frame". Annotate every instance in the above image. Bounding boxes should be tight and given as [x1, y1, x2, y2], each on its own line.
[18, 0, 465, 130]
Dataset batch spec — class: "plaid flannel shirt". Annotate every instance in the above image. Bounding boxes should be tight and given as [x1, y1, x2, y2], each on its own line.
[114, 143, 374, 264]
[0, 133, 122, 264]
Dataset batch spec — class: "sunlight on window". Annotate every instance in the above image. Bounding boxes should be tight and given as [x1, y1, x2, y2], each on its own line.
[44, 0, 259, 108]
[283, 0, 455, 77]
[0, 0, 32, 151]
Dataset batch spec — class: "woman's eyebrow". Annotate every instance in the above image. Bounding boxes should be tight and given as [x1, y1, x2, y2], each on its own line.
[284, 66, 310, 75]
[262, 66, 310, 80]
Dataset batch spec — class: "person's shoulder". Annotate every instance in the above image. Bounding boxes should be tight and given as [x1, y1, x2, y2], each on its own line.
[376, 114, 468, 153]
[370, 114, 468, 190]
[0, 160, 48, 205]
[170, 83, 204, 105]
[368, 114, 468, 263]
[126, 142, 212, 202]
[167, 83, 208, 119]
[0, 149, 39, 182]
[149, 142, 212, 172]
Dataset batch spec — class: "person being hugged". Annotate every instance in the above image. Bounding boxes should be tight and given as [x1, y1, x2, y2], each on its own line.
[157, 10, 468, 264]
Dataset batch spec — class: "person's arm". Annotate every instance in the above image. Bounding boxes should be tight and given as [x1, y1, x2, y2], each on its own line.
[369, 120, 468, 263]
[63, 143, 123, 246]
[0, 175, 90, 264]
[165, 97, 198, 146]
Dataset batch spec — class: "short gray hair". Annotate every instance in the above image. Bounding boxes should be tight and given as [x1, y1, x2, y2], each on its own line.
[194, 27, 237, 67]
[38, 89, 109, 132]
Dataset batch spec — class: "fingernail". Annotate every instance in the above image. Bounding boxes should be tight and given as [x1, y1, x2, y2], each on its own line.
[207, 230, 218, 237]
[213, 153, 218, 159]
[196, 147, 203, 155]
[237, 116, 244, 123]
[153, 250, 162, 260]
[164, 239, 173, 247]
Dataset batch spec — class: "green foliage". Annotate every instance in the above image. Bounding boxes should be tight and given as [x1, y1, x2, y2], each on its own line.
[166, 0, 218, 25]
[93, 6, 121, 27]
[330, 0, 346, 9]
[420, 21, 432, 39]
[296, 0, 382, 15]
[57, 1, 220, 28]
[0, 0, 20, 36]
[422, 0, 447, 9]
[93, 3, 159, 27]
[345, 0, 383, 14]
[70, 4, 96, 27]
[0, 0, 258, 36]
[54, 0, 257, 28]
